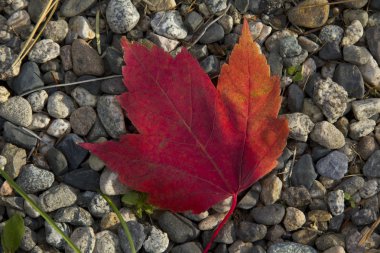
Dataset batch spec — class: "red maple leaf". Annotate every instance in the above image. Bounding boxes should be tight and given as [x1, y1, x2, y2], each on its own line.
[81, 19, 288, 251]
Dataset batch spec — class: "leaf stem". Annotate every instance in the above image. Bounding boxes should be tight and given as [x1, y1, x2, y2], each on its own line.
[101, 193, 136, 253]
[203, 193, 238, 253]
[0, 169, 81, 253]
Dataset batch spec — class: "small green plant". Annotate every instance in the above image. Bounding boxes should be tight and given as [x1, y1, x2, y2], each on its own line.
[121, 190, 154, 218]
[1, 213, 25, 253]
[344, 192, 356, 208]
[286, 65, 303, 82]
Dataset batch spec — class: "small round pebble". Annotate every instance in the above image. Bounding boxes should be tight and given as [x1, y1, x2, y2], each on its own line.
[316, 151, 348, 180]
[310, 121, 345, 149]
[66, 227, 96, 253]
[47, 119, 71, 137]
[0, 96, 32, 127]
[0, 86, 10, 103]
[28, 39, 60, 63]
[151, 11, 188, 39]
[143, 226, 169, 253]
[47, 91, 76, 119]
[27, 90, 48, 112]
[43, 19, 69, 42]
[15, 164, 54, 193]
[100, 168, 129, 195]
[70, 106, 96, 136]
[106, 0, 140, 33]
[94, 230, 122, 253]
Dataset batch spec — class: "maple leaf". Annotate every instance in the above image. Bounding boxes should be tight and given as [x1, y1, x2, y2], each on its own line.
[81, 19, 288, 251]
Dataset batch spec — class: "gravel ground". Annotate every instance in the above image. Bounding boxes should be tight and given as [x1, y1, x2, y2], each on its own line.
[1, 0, 380, 252]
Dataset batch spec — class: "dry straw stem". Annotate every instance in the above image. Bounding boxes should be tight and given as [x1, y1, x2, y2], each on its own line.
[358, 216, 380, 246]
[11, 0, 60, 70]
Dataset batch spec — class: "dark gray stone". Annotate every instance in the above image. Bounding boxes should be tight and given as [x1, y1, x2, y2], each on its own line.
[237, 221, 267, 242]
[104, 47, 123, 75]
[184, 12, 203, 33]
[343, 45, 371, 65]
[46, 147, 69, 176]
[3, 121, 37, 150]
[172, 242, 202, 253]
[200, 23, 225, 44]
[101, 77, 126, 95]
[61, 168, 100, 191]
[200, 55, 220, 75]
[287, 84, 304, 112]
[268, 242, 317, 253]
[158, 211, 199, 243]
[366, 26, 380, 64]
[291, 154, 317, 189]
[56, 133, 88, 170]
[15, 164, 54, 193]
[319, 41, 342, 61]
[118, 221, 146, 253]
[234, 0, 249, 12]
[282, 186, 312, 207]
[363, 150, 380, 177]
[333, 63, 364, 98]
[316, 151, 348, 180]
[250, 204, 285, 225]
[10, 61, 44, 95]
[60, 0, 97, 17]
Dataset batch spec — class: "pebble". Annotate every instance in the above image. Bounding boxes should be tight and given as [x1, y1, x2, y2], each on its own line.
[366, 26, 380, 64]
[88, 154, 105, 172]
[45, 221, 71, 249]
[324, 246, 346, 253]
[46, 147, 68, 176]
[268, 242, 317, 253]
[198, 212, 225, 230]
[43, 19, 69, 42]
[287, 84, 304, 112]
[15, 164, 54, 193]
[62, 168, 100, 191]
[0, 45, 20, 80]
[335, 176, 365, 195]
[313, 78, 348, 123]
[285, 113, 314, 142]
[56, 133, 88, 169]
[118, 221, 147, 253]
[327, 190, 345, 216]
[184, 11, 203, 33]
[1, 143, 26, 179]
[47, 91, 75, 119]
[0, 86, 10, 103]
[319, 25, 344, 43]
[341, 20, 363, 46]
[279, 36, 302, 58]
[359, 179, 378, 198]
[54, 206, 93, 226]
[298, 36, 319, 53]
[146, 0, 176, 11]
[28, 39, 60, 63]
[368, 13, 380, 27]
[357, 136, 378, 161]
[72, 39, 104, 76]
[316, 151, 348, 180]
[66, 227, 96, 253]
[60, 0, 96, 17]
[151, 11, 187, 39]
[11, 61, 44, 95]
[310, 121, 345, 149]
[199, 23, 225, 44]
[200, 55, 220, 75]
[260, 175, 282, 205]
[97, 95, 126, 139]
[171, 242, 202, 253]
[0, 96, 32, 127]
[237, 221, 266, 242]
[6, 10, 30, 31]
[60, 45, 72, 71]
[106, 0, 140, 34]
[29, 113, 50, 130]
[302, 98, 324, 123]
[204, 0, 228, 14]
[343, 45, 371, 65]
[100, 168, 129, 195]
[94, 230, 122, 253]
[101, 76, 126, 95]
[88, 193, 112, 217]
[349, 119, 376, 140]
[147, 32, 179, 52]
[27, 90, 48, 112]
[24, 194, 40, 218]
[237, 186, 259, 209]
[3, 121, 38, 149]
[315, 233, 345, 251]
[71, 87, 97, 107]
[282, 186, 312, 207]
[20, 227, 37, 251]
[363, 150, 380, 177]
[287, 0, 329, 28]
[47, 118, 71, 137]
[283, 207, 306, 231]
[158, 212, 199, 243]
[352, 98, 380, 120]
[70, 106, 96, 136]
[38, 183, 77, 212]
[358, 55, 380, 88]
[143, 226, 169, 253]
[291, 154, 317, 189]
[309, 180, 326, 198]
[250, 204, 285, 225]
[100, 212, 120, 231]
[319, 41, 342, 61]
[69, 16, 95, 40]
[352, 208, 377, 226]
[333, 63, 364, 98]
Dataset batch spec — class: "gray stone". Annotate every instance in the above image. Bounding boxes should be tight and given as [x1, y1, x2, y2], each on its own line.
[46, 147, 69, 176]
[38, 184, 77, 212]
[71, 87, 97, 107]
[54, 206, 94, 226]
[298, 36, 319, 53]
[310, 121, 345, 149]
[56, 133, 88, 169]
[343, 9, 368, 27]
[358, 55, 380, 88]
[119, 221, 147, 253]
[97, 95, 126, 139]
[352, 208, 377, 226]
[68, 16, 95, 40]
[0, 45, 20, 80]
[200, 55, 220, 75]
[204, 0, 227, 14]
[319, 25, 344, 43]
[333, 63, 364, 98]
[28, 39, 60, 63]
[279, 36, 302, 58]
[94, 230, 122, 253]
[11, 61, 44, 95]
[1, 143, 26, 179]
[335, 176, 365, 195]
[171, 242, 202, 253]
[282, 186, 311, 207]
[143, 226, 169, 253]
[151, 11, 187, 39]
[0, 96, 32, 127]
[20, 227, 37, 251]
[250, 204, 285, 225]
[72, 39, 104, 76]
[327, 190, 345, 216]
[47, 91, 75, 119]
[349, 119, 376, 140]
[316, 151, 348, 180]
[100, 168, 129, 195]
[62, 168, 100, 191]
[359, 179, 378, 198]
[15, 164, 54, 193]
[158, 211, 199, 243]
[268, 242, 317, 253]
[302, 98, 324, 123]
[237, 221, 267, 242]
[363, 150, 380, 177]
[341, 20, 363, 46]
[28, 113, 50, 130]
[291, 154, 317, 189]
[66, 227, 96, 253]
[369, 13, 380, 27]
[343, 45, 371, 65]
[104, 47, 124, 74]
[47, 119, 71, 137]
[88, 193, 112, 217]
[287, 84, 304, 112]
[285, 113, 314, 142]
[43, 19, 68, 42]
[313, 77, 348, 123]
[24, 194, 40, 218]
[184, 11, 203, 33]
[106, 0, 139, 33]
[319, 41, 342, 61]
[283, 49, 308, 67]
[352, 98, 380, 120]
[70, 106, 96, 136]
[199, 23, 224, 44]
[27, 90, 48, 112]
[45, 221, 71, 249]
[3, 121, 38, 150]
[60, 0, 96, 17]
[366, 25, 380, 64]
